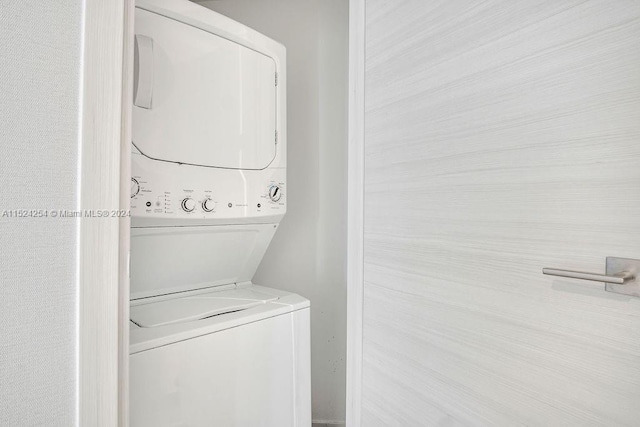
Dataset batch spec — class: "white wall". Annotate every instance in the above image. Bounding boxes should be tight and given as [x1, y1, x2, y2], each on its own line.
[0, 1, 84, 424]
[360, 1, 640, 425]
[197, 1, 348, 423]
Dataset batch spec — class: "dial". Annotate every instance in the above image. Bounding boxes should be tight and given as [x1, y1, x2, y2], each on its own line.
[181, 197, 196, 212]
[130, 178, 140, 198]
[268, 185, 282, 202]
[202, 198, 216, 212]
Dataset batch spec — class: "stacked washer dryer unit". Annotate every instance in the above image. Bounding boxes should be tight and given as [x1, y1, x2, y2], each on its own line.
[129, 1, 310, 426]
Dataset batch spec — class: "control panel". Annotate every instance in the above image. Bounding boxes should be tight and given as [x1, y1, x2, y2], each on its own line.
[130, 150, 286, 222]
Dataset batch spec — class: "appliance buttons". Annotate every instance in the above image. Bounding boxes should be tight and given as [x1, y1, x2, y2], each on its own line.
[181, 198, 196, 212]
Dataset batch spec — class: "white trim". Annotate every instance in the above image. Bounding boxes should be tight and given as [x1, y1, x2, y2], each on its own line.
[346, 0, 365, 426]
[77, 2, 129, 425]
[119, 2, 135, 426]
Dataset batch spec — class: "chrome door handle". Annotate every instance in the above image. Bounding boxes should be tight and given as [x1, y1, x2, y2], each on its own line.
[542, 257, 640, 297]
[542, 268, 633, 284]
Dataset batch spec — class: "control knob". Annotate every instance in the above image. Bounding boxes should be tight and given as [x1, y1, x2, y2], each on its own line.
[268, 185, 282, 202]
[130, 178, 140, 198]
[202, 198, 216, 212]
[181, 197, 196, 212]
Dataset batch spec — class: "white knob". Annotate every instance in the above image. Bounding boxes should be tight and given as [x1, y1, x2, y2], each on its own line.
[268, 185, 282, 202]
[181, 198, 196, 212]
[202, 198, 216, 212]
[130, 178, 140, 198]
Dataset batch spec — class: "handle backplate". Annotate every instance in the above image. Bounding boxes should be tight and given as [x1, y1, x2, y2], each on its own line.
[605, 257, 640, 297]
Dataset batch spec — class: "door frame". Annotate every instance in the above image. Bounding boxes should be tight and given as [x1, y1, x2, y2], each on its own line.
[346, 0, 365, 426]
[80, 0, 369, 424]
[77, 1, 133, 425]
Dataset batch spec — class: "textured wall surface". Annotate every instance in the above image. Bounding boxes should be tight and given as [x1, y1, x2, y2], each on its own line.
[363, 1, 640, 425]
[0, 1, 84, 424]
[198, 1, 348, 424]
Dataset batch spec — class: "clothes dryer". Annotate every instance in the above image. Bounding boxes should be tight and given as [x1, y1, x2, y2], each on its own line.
[129, 2, 310, 425]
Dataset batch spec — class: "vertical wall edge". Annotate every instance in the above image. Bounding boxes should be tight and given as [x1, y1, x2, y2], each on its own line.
[78, 2, 128, 425]
[118, 1, 135, 426]
[346, 0, 365, 425]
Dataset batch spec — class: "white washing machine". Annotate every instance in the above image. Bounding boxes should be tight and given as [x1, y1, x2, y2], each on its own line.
[128, 1, 310, 425]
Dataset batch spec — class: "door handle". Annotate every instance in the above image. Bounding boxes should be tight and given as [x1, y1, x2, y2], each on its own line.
[542, 268, 633, 284]
[542, 257, 640, 297]
[134, 34, 154, 109]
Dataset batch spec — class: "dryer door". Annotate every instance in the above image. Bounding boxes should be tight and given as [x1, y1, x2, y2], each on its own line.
[132, 8, 277, 170]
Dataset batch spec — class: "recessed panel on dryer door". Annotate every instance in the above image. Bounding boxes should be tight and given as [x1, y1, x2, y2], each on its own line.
[132, 8, 277, 170]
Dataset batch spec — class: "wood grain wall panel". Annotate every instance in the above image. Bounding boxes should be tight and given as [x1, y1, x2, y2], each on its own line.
[362, 1, 640, 425]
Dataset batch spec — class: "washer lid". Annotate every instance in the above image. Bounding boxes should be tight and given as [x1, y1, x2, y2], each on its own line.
[130, 288, 278, 328]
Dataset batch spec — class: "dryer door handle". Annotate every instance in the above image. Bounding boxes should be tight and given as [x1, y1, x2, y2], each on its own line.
[134, 34, 154, 109]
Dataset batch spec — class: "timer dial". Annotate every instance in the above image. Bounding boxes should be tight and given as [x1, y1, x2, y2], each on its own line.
[202, 198, 216, 212]
[268, 185, 282, 202]
[181, 197, 196, 212]
[130, 178, 140, 198]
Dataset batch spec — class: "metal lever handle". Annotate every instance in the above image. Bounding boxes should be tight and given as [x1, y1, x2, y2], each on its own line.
[542, 268, 634, 284]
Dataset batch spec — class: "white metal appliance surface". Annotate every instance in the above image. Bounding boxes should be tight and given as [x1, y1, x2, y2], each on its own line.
[129, 1, 310, 426]
[130, 285, 310, 427]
